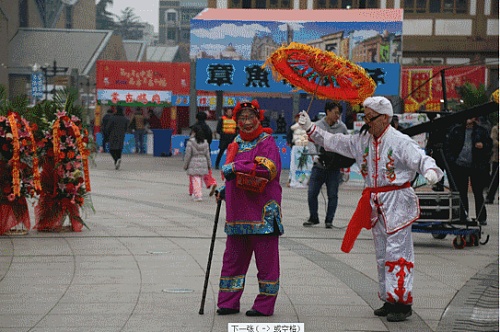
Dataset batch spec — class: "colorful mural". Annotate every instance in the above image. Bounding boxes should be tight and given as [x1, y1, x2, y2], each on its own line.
[190, 8, 403, 96]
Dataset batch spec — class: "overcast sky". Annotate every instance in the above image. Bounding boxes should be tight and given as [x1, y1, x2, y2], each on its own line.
[102, 0, 208, 32]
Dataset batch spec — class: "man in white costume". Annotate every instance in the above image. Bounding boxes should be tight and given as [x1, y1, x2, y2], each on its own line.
[298, 96, 443, 322]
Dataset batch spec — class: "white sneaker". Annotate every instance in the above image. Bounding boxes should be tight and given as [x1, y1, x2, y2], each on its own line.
[115, 159, 121, 170]
[193, 197, 203, 202]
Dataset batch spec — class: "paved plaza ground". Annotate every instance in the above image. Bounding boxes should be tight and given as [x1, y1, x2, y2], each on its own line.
[0, 153, 498, 332]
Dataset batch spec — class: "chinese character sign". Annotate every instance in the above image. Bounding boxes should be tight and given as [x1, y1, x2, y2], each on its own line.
[97, 89, 172, 106]
[401, 66, 486, 112]
[31, 72, 44, 98]
[196, 58, 400, 96]
[96, 61, 190, 95]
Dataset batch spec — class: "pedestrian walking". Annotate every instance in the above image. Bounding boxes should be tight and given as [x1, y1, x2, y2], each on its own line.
[194, 112, 218, 196]
[215, 99, 283, 317]
[486, 123, 498, 204]
[129, 107, 147, 154]
[215, 108, 237, 169]
[298, 96, 443, 322]
[100, 107, 114, 152]
[303, 101, 349, 229]
[444, 117, 492, 224]
[104, 106, 129, 170]
[184, 125, 211, 202]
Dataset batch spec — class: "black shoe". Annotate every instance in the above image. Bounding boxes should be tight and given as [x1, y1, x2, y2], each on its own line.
[303, 217, 319, 227]
[374, 302, 394, 317]
[325, 223, 333, 229]
[216, 308, 239, 315]
[245, 309, 270, 317]
[479, 220, 487, 226]
[387, 309, 412, 322]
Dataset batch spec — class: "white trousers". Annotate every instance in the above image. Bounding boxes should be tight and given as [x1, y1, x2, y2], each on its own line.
[372, 217, 414, 305]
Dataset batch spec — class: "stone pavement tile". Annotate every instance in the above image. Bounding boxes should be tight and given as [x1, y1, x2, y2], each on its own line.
[34, 314, 127, 329]
[7, 238, 72, 256]
[0, 301, 55, 315]
[58, 287, 138, 303]
[30, 328, 118, 332]
[293, 304, 374, 318]
[286, 293, 369, 306]
[299, 317, 388, 331]
[71, 270, 140, 285]
[281, 285, 354, 297]
[74, 255, 139, 269]
[414, 308, 445, 322]
[0, 283, 68, 295]
[0, 313, 44, 328]
[51, 302, 136, 315]
[65, 238, 133, 256]
[425, 320, 440, 331]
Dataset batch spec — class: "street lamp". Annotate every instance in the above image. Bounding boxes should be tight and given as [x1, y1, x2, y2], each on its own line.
[40, 60, 69, 100]
[80, 75, 95, 127]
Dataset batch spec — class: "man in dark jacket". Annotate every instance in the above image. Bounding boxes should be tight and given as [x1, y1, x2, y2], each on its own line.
[104, 106, 129, 170]
[444, 117, 492, 225]
[100, 107, 114, 152]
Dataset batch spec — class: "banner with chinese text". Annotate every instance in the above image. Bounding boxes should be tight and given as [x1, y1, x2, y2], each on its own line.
[97, 89, 172, 107]
[195, 58, 400, 96]
[96, 61, 190, 95]
[401, 66, 486, 112]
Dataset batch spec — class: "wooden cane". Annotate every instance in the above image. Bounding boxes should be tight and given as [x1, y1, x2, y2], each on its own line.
[199, 199, 222, 315]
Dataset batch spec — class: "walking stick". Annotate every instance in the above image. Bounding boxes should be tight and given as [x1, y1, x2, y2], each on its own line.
[199, 199, 222, 315]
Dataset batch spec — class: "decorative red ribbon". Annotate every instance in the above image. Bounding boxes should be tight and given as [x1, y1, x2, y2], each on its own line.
[341, 182, 411, 253]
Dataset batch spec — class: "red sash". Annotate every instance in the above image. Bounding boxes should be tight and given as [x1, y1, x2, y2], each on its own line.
[341, 182, 411, 253]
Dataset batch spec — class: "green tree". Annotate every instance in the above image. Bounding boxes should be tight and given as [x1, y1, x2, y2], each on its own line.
[96, 0, 116, 30]
[115, 7, 144, 40]
[457, 82, 498, 125]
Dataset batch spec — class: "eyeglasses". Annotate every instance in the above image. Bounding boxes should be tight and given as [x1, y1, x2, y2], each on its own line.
[238, 114, 257, 122]
[363, 114, 384, 124]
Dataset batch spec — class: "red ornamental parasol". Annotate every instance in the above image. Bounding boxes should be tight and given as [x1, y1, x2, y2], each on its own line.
[264, 42, 376, 107]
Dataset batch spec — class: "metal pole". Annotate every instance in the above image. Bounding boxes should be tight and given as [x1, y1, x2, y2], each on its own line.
[440, 69, 448, 111]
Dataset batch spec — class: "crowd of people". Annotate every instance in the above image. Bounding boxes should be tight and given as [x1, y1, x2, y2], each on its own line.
[100, 97, 497, 322]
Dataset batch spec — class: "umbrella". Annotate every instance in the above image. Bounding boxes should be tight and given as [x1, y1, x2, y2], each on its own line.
[264, 42, 376, 109]
[401, 101, 499, 137]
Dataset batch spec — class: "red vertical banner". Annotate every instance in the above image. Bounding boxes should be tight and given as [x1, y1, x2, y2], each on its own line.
[401, 66, 486, 112]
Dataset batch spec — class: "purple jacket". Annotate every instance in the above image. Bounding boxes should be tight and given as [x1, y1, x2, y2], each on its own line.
[221, 133, 283, 236]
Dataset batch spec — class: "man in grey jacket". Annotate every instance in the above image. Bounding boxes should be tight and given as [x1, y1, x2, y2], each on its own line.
[303, 101, 348, 229]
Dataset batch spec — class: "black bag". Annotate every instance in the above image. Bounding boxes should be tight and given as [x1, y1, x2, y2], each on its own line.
[318, 147, 355, 169]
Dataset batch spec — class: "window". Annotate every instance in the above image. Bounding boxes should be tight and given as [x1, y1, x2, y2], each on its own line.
[19, 0, 28, 27]
[167, 29, 176, 40]
[404, 0, 468, 14]
[316, 0, 379, 9]
[230, 0, 292, 8]
[492, 0, 499, 15]
[65, 6, 73, 29]
[166, 12, 176, 22]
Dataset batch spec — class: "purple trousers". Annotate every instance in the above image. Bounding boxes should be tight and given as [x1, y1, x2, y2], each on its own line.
[217, 235, 280, 316]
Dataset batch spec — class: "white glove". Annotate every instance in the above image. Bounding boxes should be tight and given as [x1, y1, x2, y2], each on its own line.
[298, 111, 312, 132]
[424, 170, 439, 185]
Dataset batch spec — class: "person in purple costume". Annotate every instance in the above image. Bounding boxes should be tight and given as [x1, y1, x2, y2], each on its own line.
[215, 99, 283, 317]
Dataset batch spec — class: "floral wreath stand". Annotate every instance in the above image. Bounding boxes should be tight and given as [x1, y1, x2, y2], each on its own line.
[0, 113, 41, 236]
[34, 112, 91, 233]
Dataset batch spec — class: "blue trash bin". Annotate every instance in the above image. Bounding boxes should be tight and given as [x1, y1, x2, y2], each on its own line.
[152, 129, 173, 157]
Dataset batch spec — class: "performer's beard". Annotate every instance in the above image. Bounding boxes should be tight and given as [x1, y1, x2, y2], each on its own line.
[360, 124, 370, 136]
